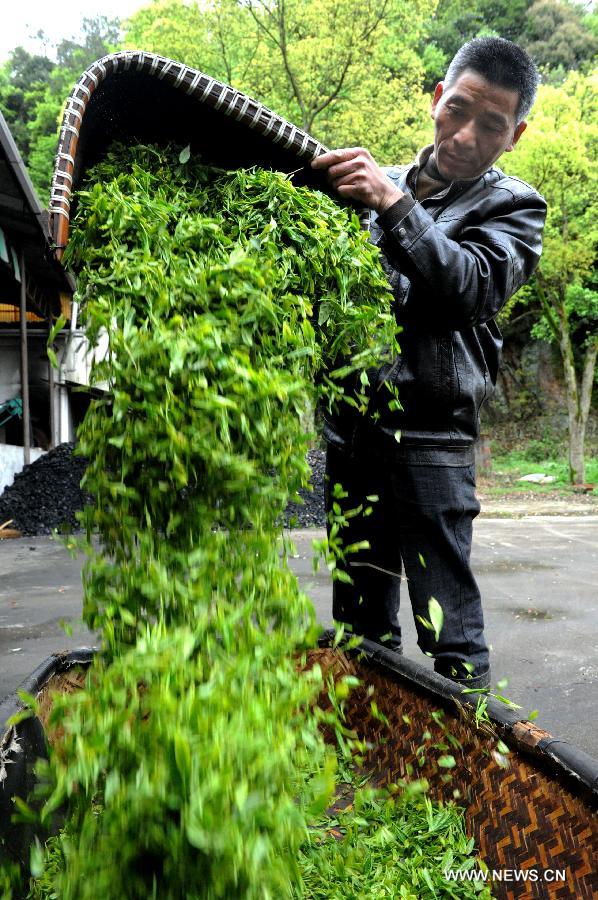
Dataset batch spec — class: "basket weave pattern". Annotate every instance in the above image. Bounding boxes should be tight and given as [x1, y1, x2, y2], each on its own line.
[308, 648, 598, 899]
[49, 51, 326, 256]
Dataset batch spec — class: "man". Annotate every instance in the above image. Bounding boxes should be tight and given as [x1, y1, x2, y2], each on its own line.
[311, 37, 546, 690]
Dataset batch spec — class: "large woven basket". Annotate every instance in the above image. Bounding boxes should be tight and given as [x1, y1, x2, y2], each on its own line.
[49, 50, 330, 260]
[1, 643, 597, 897]
[314, 635, 598, 899]
[0, 649, 95, 869]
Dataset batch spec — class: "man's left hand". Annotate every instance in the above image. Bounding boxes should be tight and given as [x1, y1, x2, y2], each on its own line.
[311, 147, 404, 212]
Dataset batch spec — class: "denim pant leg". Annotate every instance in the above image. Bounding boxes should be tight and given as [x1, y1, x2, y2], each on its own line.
[391, 463, 489, 680]
[325, 444, 402, 648]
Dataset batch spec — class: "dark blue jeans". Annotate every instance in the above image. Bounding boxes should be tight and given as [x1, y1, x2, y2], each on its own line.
[325, 444, 489, 684]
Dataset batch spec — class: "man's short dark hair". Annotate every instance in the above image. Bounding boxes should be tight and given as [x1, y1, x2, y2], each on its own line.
[444, 37, 540, 122]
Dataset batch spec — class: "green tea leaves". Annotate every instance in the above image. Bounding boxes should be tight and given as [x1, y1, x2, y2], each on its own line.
[31, 144, 483, 899]
[428, 597, 444, 643]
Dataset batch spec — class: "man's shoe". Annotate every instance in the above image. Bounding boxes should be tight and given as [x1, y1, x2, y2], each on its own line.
[379, 637, 403, 655]
[434, 659, 491, 691]
[444, 668, 491, 692]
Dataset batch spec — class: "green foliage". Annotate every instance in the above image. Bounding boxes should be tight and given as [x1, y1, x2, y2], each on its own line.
[27, 832, 68, 899]
[124, 0, 434, 164]
[529, 278, 598, 348]
[524, 0, 598, 73]
[416, 597, 445, 645]
[492, 452, 598, 492]
[0, 17, 120, 199]
[0, 46, 54, 162]
[7, 144, 491, 899]
[37, 626, 335, 898]
[21, 144, 400, 897]
[504, 70, 598, 482]
[3, 0, 597, 203]
[585, 6, 598, 41]
[419, 0, 597, 89]
[419, 0, 530, 89]
[507, 70, 597, 330]
[63, 144, 399, 648]
[296, 788, 491, 899]
[124, 0, 260, 87]
[55, 16, 120, 70]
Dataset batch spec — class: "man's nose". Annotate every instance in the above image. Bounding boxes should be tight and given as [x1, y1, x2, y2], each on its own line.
[453, 119, 477, 150]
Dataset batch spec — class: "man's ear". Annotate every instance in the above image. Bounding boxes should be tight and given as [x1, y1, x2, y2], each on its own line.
[506, 121, 527, 152]
[431, 82, 444, 118]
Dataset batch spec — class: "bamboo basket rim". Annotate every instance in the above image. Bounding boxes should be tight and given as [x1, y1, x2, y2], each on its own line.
[318, 631, 598, 798]
[49, 50, 330, 261]
[2, 642, 597, 798]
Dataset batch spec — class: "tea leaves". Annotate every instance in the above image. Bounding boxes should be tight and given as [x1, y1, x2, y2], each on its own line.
[17, 145, 487, 899]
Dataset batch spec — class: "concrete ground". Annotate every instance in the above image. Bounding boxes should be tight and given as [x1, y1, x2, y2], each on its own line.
[1, 516, 597, 758]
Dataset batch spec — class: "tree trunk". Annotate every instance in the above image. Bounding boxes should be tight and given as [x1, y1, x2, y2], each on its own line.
[568, 420, 585, 485]
[554, 296, 579, 481]
[570, 338, 598, 483]
[558, 315, 598, 484]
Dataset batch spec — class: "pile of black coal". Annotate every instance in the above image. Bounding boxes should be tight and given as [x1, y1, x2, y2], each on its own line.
[283, 448, 326, 528]
[0, 443, 90, 536]
[0, 444, 327, 536]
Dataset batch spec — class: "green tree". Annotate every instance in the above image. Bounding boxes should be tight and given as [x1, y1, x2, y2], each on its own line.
[419, 0, 597, 90]
[55, 15, 120, 70]
[419, 0, 531, 89]
[584, 5, 598, 41]
[125, 0, 261, 85]
[0, 46, 54, 160]
[243, 0, 409, 132]
[523, 0, 598, 72]
[244, 0, 434, 160]
[124, 0, 435, 164]
[0, 17, 121, 200]
[506, 71, 598, 482]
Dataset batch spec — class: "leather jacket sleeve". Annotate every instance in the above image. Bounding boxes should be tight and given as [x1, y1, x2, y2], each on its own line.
[377, 185, 547, 329]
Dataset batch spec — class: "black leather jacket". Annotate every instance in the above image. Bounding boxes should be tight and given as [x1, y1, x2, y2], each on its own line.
[323, 148, 547, 464]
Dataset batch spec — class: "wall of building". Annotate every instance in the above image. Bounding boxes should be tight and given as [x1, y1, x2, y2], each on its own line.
[60, 326, 109, 390]
[0, 326, 104, 494]
[0, 443, 45, 494]
[0, 330, 56, 447]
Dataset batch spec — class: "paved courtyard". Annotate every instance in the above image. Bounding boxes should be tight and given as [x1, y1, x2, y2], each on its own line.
[1, 515, 597, 756]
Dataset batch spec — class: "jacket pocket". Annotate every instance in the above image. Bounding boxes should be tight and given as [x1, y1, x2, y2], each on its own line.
[437, 336, 457, 406]
[383, 334, 456, 432]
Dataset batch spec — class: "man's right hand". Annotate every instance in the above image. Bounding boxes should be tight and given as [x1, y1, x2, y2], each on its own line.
[311, 147, 404, 213]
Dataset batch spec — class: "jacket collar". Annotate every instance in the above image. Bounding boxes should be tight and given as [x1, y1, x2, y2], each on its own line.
[406, 144, 486, 200]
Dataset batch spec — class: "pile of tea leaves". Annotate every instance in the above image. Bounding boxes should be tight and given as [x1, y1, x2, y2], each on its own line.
[5, 145, 488, 898]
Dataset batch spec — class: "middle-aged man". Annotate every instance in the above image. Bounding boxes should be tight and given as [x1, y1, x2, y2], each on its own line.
[311, 37, 547, 690]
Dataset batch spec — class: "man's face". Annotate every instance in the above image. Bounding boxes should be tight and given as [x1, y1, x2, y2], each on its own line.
[431, 69, 527, 181]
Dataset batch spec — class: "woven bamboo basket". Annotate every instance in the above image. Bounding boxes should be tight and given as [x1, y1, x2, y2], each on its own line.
[49, 50, 330, 260]
[0, 650, 95, 869]
[1, 642, 597, 897]
[31, 51, 598, 897]
[314, 635, 598, 899]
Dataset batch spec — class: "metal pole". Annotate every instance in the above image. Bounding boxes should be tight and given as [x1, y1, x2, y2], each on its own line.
[19, 249, 31, 465]
[48, 322, 56, 449]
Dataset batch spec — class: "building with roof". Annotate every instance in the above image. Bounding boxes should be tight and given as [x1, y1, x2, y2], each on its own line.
[0, 110, 89, 493]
